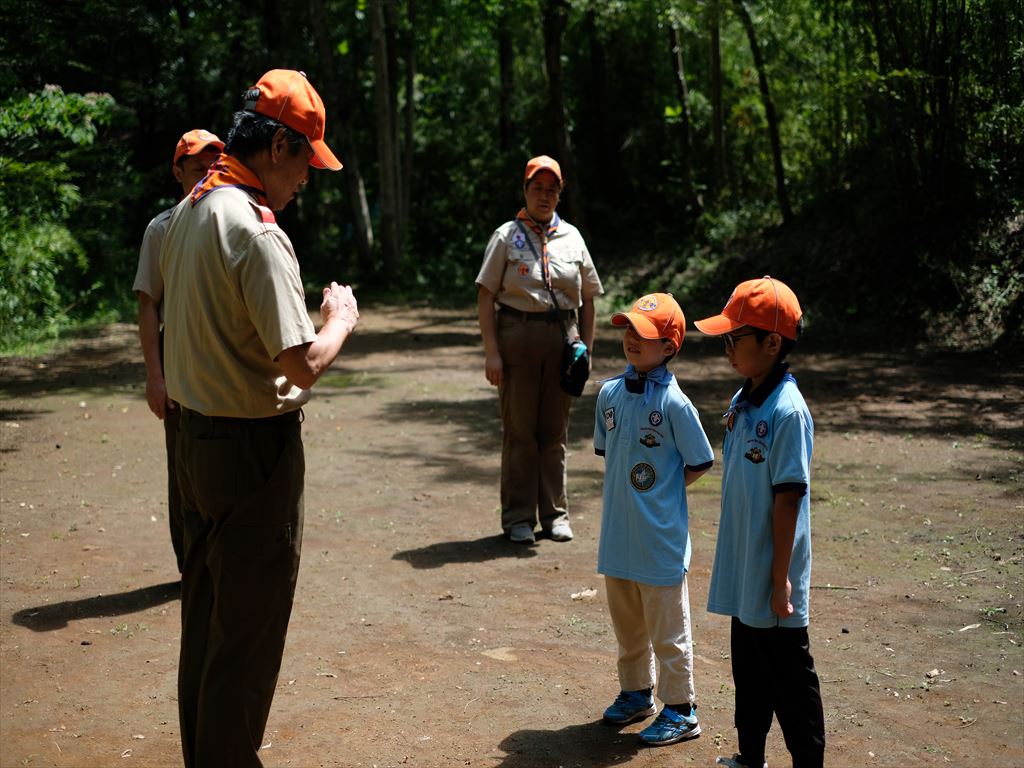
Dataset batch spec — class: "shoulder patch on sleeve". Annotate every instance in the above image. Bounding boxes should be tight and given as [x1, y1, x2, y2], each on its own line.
[249, 201, 276, 225]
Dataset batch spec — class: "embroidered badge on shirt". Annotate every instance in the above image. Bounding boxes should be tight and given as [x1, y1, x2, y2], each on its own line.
[513, 233, 526, 250]
[630, 462, 656, 491]
[725, 410, 736, 432]
[517, 262, 530, 277]
[604, 407, 616, 431]
[649, 411, 663, 427]
[756, 420, 769, 438]
[639, 433, 661, 448]
[744, 446, 766, 464]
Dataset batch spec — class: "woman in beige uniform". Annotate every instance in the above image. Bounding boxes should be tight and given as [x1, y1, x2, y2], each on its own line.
[476, 155, 603, 544]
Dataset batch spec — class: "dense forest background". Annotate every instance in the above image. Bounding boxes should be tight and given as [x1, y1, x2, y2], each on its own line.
[1, 0, 1021, 352]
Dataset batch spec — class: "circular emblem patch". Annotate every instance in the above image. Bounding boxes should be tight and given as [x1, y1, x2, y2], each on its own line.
[630, 462, 656, 492]
[637, 295, 658, 311]
[756, 420, 768, 438]
[649, 411, 663, 427]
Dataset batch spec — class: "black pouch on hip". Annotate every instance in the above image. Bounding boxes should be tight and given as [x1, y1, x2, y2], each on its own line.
[560, 338, 590, 396]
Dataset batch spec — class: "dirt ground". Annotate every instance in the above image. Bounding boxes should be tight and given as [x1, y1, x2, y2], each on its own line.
[1, 304, 1022, 768]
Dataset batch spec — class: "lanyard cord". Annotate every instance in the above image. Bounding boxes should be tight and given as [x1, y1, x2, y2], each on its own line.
[513, 218, 572, 338]
[514, 218, 557, 303]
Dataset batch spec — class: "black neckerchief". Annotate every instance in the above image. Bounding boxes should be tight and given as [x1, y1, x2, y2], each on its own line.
[625, 370, 647, 394]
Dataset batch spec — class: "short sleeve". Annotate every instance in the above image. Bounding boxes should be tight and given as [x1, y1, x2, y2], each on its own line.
[133, 211, 170, 301]
[579, 242, 603, 300]
[769, 409, 811, 490]
[475, 228, 509, 294]
[594, 384, 609, 455]
[237, 231, 317, 360]
[670, 399, 714, 469]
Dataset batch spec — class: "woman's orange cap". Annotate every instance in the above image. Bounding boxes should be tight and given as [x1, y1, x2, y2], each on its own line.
[524, 155, 562, 185]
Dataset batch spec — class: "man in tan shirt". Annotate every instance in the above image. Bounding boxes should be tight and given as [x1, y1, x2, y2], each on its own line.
[160, 70, 358, 768]
[133, 128, 223, 573]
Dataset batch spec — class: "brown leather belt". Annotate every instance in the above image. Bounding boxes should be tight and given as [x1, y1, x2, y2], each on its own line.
[498, 304, 576, 322]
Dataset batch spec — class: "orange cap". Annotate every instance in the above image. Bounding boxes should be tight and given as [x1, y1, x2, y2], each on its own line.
[172, 129, 224, 168]
[612, 293, 686, 351]
[524, 155, 562, 185]
[694, 275, 803, 340]
[244, 69, 342, 171]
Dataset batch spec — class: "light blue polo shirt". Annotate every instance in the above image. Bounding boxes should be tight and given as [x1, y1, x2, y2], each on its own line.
[706, 366, 814, 628]
[594, 368, 714, 586]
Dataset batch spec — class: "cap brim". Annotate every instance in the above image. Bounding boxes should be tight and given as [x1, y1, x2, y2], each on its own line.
[309, 138, 342, 171]
[693, 314, 745, 336]
[611, 312, 661, 339]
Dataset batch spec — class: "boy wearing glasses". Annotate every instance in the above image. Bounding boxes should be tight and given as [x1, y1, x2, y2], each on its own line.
[593, 293, 714, 746]
[694, 276, 825, 768]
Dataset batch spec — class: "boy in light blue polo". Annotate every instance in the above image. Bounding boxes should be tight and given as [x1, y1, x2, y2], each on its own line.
[594, 293, 714, 747]
[695, 276, 825, 768]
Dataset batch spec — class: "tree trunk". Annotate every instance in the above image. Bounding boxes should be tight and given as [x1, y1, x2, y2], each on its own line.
[709, 0, 726, 200]
[401, 0, 416, 246]
[733, 0, 793, 224]
[497, 10, 514, 156]
[540, 0, 586, 231]
[668, 21, 701, 214]
[586, 11, 613, 182]
[308, 0, 375, 277]
[384, 0, 404, 238]
[369, 0, 402, 273]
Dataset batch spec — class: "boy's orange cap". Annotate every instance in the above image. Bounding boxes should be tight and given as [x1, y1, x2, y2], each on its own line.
[524, 155, 562, 185]
[694, 275, 802, 340]
[172, 129, 224, 168]
[244, 69, 342, 171]
[611, 293, 686, 351]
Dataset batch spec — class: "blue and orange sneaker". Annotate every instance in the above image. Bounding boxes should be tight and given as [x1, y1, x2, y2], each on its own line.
[638, 703, 701, 745]
[602, 689, 656, 724]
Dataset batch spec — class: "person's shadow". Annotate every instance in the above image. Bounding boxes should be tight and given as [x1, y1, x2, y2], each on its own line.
[494, 720, 644, 767]
[392, 535, 538, 569]
[11, 581, 180, 631]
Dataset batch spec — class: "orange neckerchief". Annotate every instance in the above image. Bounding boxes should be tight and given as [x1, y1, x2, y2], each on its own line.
[515, 208, 560, 290]
[190, 154, 268, 207]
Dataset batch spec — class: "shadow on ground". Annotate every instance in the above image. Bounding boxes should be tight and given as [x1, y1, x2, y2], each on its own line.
[392, 535, 539, 569]
[494, 719, 645, 767]
[11, 581, 181, 631]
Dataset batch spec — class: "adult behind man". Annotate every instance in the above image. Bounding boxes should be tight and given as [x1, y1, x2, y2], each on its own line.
[160, 69, 358, 768]
[133, 128, 223, 573]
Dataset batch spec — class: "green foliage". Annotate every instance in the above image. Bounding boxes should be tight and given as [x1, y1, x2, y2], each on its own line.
[0, 86, 117, 350]
[0, 0, 1019, 349]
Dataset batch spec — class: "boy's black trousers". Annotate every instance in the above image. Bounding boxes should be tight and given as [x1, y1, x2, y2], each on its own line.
[731, 616, 826, 768]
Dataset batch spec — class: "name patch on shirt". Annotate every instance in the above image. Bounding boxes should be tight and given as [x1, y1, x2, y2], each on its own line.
[604, 407, 616, 431]
[630, 462, 656, 491]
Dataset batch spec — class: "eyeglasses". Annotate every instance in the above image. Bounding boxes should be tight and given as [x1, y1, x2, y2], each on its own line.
[723, 331, 758, 351]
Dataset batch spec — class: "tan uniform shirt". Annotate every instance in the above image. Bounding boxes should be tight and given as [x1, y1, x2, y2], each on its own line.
[132, 206, 174, 322]
[160, 187, 317, 418]
[475, 218, 603, 312]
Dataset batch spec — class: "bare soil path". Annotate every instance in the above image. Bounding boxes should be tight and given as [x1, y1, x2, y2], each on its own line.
[1, 305, 1022, 767]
